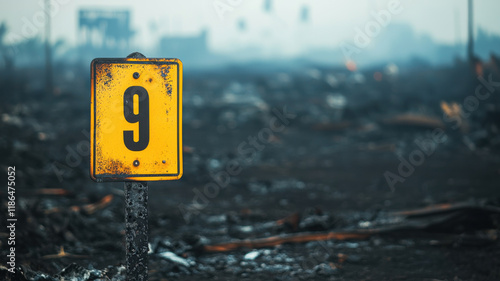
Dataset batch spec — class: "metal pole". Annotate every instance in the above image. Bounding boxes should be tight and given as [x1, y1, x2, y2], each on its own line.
[467, 0, 474, 63]
[124, 182, 149, 281]
[44, 0, 53, 95]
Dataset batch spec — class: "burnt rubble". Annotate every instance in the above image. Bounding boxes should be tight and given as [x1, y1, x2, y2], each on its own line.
[1, 61, 500, 280]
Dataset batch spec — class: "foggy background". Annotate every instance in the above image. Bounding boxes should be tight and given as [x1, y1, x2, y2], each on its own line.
[1, 0, 500, 69]
[1, 1, 500, 280]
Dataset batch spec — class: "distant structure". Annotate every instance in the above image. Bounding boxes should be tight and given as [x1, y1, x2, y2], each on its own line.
[78, 9, 134, 49]
[237, 19, 246, 31]
[300, 6, 309, 23]
[158, 30, 209, 60]
[264, 0, 272, 13]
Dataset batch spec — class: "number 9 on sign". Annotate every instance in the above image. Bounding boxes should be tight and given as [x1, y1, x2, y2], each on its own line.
[123, 86, 150, 151]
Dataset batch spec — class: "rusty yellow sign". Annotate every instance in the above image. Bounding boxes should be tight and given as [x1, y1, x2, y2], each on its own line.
[90, 58, 182, 181]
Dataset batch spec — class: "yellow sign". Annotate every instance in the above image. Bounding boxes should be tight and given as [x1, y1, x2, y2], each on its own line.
[90, 58, 182, 181]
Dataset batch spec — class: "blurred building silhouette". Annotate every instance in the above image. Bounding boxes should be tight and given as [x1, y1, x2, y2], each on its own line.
[158, 30, 209, 60]
[78, 9, 134, 50]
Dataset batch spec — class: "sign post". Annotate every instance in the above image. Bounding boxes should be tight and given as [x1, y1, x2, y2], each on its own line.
[124, 181, 148, 281]
[90, 52, 183, 280]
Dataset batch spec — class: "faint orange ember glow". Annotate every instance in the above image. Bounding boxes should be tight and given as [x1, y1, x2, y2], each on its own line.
[373, 71, 383, 81]
[475, 62, 483, 77]
[345, 60, 357, 72]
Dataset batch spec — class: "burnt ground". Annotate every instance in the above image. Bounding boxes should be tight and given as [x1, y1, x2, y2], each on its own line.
[1, 62, 500, 281]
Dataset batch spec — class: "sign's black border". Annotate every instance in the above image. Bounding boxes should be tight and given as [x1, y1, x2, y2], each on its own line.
[91, 58, 181, 181]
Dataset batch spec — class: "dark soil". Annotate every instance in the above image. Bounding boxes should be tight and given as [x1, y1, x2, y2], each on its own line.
[1, 62, 500, 281]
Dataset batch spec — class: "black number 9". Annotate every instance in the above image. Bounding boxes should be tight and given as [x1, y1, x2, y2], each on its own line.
[123, 86, 150, 151]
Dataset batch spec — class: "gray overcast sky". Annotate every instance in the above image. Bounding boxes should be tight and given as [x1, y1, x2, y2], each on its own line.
[1, 0, 499, 57]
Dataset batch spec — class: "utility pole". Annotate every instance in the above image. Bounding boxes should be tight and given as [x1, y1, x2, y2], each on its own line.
[467, 0, 474, 64]
[45, 0, 53, 95]
[454, 7, 461, 50]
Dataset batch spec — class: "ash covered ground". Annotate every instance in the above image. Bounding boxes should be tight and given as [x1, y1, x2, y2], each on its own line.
[1, 61, 500, 281]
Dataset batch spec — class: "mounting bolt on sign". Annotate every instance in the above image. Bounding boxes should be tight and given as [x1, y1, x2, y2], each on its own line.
[90, 52, 183, 281]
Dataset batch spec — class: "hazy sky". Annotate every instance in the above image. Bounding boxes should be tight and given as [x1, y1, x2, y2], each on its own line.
[2, 0, 499, 57]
